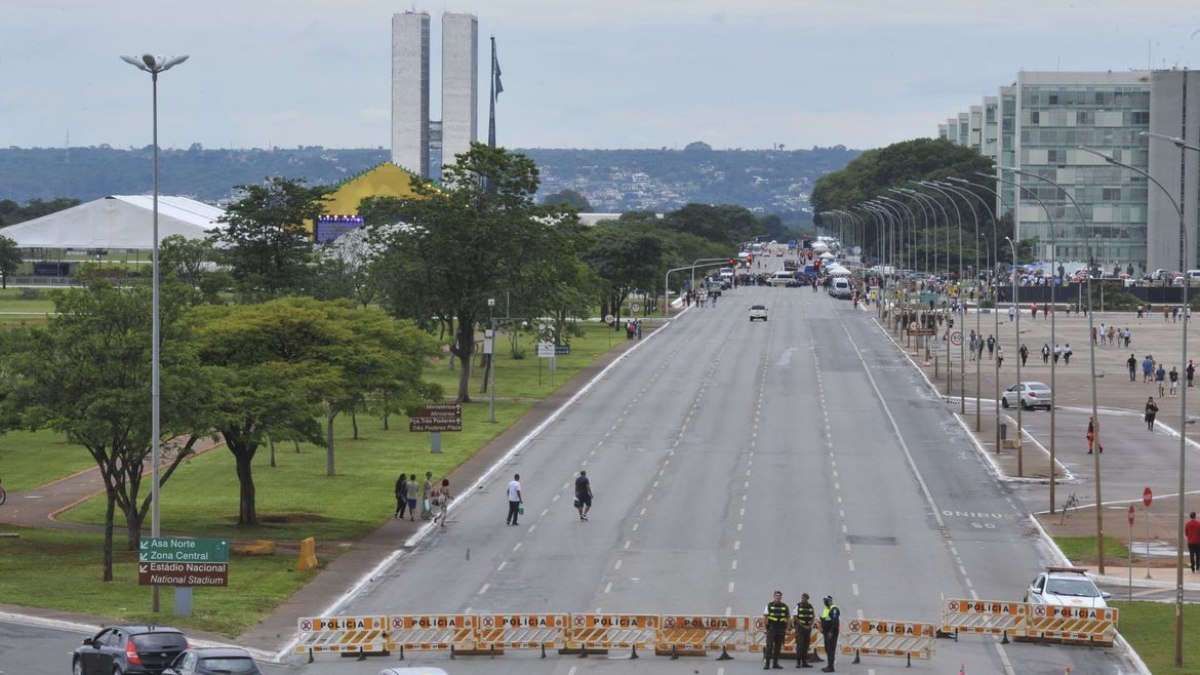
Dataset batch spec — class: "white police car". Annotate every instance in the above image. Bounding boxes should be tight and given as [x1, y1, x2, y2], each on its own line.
[1024, 566, 1110, 609]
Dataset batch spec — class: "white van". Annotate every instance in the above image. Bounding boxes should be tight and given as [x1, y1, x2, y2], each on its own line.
[1187, 269, 1200, 281]
[829, 277, 852, 298]
[769, 270, 795, 287]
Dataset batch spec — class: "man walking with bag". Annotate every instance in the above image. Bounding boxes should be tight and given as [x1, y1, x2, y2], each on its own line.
[506, 473, 523, 526]
[575, 470, 592, 521]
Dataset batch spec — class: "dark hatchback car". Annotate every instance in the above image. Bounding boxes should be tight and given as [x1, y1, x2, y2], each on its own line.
[72, 625, 189, 675]
[162, 647, 263, 675]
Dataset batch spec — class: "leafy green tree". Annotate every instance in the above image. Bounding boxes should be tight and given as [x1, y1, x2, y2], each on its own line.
[210, 177, 329, 302]
[0, 235, 22, 288]
[0, 279, 206, 579]
[366, 144, 577, 403]
[582, 221, 667, 323]
[188, 298, 438, 524]
[309, 228, 384, 308]
[543, 189, 592, 211]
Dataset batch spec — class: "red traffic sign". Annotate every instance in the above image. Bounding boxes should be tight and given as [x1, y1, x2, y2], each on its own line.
[1143, 487, 1153, 508]
[1128, 504, 1135, 526]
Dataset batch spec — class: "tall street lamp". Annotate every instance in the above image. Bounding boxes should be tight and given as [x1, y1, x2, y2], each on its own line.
[1003, 236, 1024, 476]
[122, 52, 188, 614]
[944, 178, 993, 432]
[922, 182, 967, 414]
[1001, 163, 1105, 573]
[1081, 142, 1190, 666]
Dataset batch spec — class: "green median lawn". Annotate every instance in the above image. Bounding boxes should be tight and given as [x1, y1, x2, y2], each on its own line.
[0, 320, 627, 635]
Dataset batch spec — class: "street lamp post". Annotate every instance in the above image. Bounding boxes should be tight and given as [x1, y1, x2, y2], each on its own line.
[944, 178, 995, 432]
[1004, 236, 1023, 476]
[923, 182, 967, 415]
[1002, 163, 1104, 572]
[1082, 141, 1190, 666]
[122, 52, 188, 614]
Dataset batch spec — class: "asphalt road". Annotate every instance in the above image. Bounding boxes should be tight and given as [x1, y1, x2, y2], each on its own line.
[5, 271, 1141, 675]
[279, 280, 1137, 674]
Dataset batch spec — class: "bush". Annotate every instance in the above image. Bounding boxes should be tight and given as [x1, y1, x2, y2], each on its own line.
[17, 288, 43, 300]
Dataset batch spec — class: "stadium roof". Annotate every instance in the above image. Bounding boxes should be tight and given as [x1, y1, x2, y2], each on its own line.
[2, 195, 225, 250]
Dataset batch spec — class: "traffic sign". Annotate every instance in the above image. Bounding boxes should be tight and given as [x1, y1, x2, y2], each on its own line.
[409, 403, 463, 433]
[1128, 504, 1135, 526]
[950, 331, 963, 346]
[138, 561, 228, 587]
[630, 303, 641, 313]
[1143, 487, 1153, 508]
[537, 341, 556, 358]
[604, 314, 614, 324]
[139, 536, 229, 563]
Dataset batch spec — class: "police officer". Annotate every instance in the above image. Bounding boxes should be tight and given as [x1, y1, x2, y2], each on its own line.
[763, 590, 790, 669]
[792, 592, 816, 668]
[819, 595, 840, 672]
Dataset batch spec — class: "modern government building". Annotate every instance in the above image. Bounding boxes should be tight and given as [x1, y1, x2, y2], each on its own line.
[940, 69, 1200, 277]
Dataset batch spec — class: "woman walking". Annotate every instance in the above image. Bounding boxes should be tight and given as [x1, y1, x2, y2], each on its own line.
[1145, 397, 1160, 431]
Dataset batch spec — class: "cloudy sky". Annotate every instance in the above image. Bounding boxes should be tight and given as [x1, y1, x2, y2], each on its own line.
[4, 0, 1199, 153]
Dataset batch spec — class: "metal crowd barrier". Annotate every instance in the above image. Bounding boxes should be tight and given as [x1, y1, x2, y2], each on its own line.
[294, 611, 932, 664]
[940, 598, 1117, 646]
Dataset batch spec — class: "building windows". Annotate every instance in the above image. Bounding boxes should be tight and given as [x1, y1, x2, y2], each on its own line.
[1103, 188, 1121, 201]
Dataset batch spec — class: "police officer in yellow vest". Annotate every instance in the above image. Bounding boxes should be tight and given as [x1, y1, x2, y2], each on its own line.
[819, 595, 840, 672]
[792, 592, 816, 668]
[763, 590, 790, 669]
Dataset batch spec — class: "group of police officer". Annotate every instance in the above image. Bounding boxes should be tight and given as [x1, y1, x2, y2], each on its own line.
[763, 590, 839, 671]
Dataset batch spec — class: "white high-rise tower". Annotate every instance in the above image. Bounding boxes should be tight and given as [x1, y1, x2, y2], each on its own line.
[391, 11, 478, 178]
[441, 13, 479, 169]
[391, 11, 430, 177]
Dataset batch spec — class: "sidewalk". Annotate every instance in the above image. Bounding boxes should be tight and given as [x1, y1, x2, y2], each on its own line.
[874, 302, 1200, 592]
[0, 319, 661, 653]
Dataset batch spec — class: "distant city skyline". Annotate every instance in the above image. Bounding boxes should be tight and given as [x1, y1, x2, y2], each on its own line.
[3, 0, 1199, 152]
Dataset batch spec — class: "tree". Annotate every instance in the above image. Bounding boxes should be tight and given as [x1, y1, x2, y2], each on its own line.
[0, 280, 206, 580]
[366, 143, 577, 403]
[582, 221, 667, 324]
[210, 177, 330, 302]
[0, 235, 22, 288]
[542, 189, 592, 212]
[187, 298, 439, 524]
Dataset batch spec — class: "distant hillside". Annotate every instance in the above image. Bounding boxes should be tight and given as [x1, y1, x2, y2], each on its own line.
[0, 144, 859, 222]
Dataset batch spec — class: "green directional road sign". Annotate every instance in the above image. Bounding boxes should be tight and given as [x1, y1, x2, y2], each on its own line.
[138, 536, 229, 563]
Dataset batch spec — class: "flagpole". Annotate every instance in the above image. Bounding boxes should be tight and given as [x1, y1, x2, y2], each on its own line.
[488, 36, 497, 148]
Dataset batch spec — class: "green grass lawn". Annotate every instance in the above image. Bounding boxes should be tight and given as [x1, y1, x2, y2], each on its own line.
[1111, 601, 1200, 673]
[1054, 535, 1130, 562]
[0, 319, 629, 634]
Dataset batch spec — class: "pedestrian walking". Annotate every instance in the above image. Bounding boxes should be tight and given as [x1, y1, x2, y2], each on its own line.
[1127, 353, 1138, 382]
[1063, 343, 1073, 366]
[1143, 355, 1155, 382]
[1008, 305, 1016, 322]
[762, 590, 790, 670]
[1099, 322, 1106, 345]
[1086, 416, 1102, 454]
[406, 474, 418, 520]
[635, 319, 643, 339]
[1053, 344, 1061, 365]
[1019, 343, 1029, 367]
[432, 478, 453, 527]
[1189, 360, 1195, 388]
[1124, 327, 1132, 348]
[1031, 303, 1037, 319]
[1157, 363, 1167, 397]
[793, 593, 816, 668]
[986, 335, 995, 357]
[1145, 397, 1160, 431]
[420, 471, 434, 520]
[819, 595, 840, 672]
[575, 470, 593, 520]
[1170, 367, 1180, 397]
[506, 473, 523, 526]
[1186, 512, 1200, 572]
[995, 345, 1004, 369]
[395, 472, 409, 519]
[1042, 343, 1051, 365]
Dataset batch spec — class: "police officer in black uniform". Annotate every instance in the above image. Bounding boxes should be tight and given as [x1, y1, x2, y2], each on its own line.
[763, 590, 790, 669]
[819, 595, 840, 672]
[792, 592, 816, 668]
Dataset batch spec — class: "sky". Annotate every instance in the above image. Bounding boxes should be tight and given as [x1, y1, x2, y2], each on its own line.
[4, 0, 1200, 153]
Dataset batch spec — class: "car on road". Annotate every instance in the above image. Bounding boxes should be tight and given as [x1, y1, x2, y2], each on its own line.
[749, 304, 768, 321]
[1024, 566, 1110, 609]
[163, 647, 262, 675]
[73, 625, 189, 675]
[1000, 381, 1053, 410]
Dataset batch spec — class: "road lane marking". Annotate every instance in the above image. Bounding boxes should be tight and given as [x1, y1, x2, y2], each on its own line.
[478, 583, 489, 595]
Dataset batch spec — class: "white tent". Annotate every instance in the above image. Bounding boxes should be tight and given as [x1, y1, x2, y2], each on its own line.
[819, 251, 835, 260]
[825, 265, 853, 276]
[2, 195, 225, 251]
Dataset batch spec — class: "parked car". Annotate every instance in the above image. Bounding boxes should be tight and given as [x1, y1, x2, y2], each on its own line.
[749, 304, 768, 321]
[163, 647, 262, 675]
[1025, 566, 1110, 609]
[72, 625, 189, 675]
[1001, 381, 1053, 410]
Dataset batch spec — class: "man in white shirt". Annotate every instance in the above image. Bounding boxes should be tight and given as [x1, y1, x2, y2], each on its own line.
[506, 474, 523, 526]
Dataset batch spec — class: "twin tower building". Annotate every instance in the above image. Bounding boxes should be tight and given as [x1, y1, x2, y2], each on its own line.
[391, 11, 480, 180]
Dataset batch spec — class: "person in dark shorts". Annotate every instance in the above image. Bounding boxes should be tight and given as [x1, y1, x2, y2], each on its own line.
[575, 470, 592, 520]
